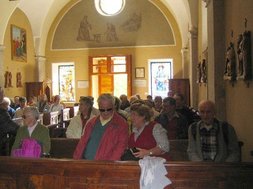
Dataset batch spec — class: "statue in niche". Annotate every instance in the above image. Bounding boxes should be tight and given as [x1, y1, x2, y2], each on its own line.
[224, 42, 236, 81]
[237, 31, 252, 80]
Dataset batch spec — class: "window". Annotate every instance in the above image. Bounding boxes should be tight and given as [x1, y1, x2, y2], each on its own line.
[52, 63, 75, 102]
[89, 55, 131, 100]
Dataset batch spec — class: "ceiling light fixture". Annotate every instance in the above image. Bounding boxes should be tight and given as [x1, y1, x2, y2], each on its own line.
[95, 0, 125, 16]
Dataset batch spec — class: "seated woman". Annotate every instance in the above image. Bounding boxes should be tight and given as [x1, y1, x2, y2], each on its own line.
[127, 103, 170, 160]
[66, 96, 96, 138]
[11, 106, 51, 157]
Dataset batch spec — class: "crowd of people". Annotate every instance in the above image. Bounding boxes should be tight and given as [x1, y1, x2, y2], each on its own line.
[0, 86, 240, 162]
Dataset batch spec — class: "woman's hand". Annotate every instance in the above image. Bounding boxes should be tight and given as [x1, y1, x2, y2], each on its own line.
[133, 148, 150, 159]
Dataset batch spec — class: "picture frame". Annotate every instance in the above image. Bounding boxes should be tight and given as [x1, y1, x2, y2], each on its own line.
[149, 59, 172, 98]
[11, 25, 27, 62]
[135, 67, 145, 78]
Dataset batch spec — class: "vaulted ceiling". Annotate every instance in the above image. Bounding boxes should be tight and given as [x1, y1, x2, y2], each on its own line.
[2, 0, 198, 54]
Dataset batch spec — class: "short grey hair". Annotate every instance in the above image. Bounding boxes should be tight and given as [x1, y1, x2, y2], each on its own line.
[97, 93, 115, 108]
[24, 106, 40, 120]
[1, 97, 11, 106]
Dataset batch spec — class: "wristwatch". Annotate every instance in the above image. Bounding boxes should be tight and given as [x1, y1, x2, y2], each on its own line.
[149, 151, 153, 155]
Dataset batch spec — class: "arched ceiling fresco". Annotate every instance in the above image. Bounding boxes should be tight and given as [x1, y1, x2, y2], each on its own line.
[52, 0, 175, 49]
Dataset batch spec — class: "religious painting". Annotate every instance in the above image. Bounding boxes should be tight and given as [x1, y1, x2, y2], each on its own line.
[11, 25, 27, 62]
[58, 65, 75, 102]
[149, 59, 172, 98]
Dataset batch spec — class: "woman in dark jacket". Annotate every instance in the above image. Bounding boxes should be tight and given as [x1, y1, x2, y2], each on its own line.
[0, 89, 19, 156]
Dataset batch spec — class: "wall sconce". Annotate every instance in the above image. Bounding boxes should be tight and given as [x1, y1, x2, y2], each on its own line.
[95, 0, 125, 16]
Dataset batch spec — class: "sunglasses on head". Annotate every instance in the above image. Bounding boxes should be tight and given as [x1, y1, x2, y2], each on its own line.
[99, 108, 113, 112]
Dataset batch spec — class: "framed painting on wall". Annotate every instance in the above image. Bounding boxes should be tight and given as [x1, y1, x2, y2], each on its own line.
[149, 59, 173, 98]
[135, 67, 145, 78]
[58, 65, 75, 102]
[11, 25, 27, 62]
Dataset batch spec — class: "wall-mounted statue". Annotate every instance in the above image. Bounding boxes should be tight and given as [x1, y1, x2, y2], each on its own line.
[4, 71, 13, 88]
[197, 62, 202, 83]
[201, 59, 207, 83]
[16, 72, 23, 88]
[236, 31, 252, 81]
[224, 42, 236, 81]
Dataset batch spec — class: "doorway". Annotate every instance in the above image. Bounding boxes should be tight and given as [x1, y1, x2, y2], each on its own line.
[89, 55, 132, 101]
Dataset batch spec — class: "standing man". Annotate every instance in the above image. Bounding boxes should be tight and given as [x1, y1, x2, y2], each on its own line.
[187, 100, 240, 162]
[73, 93, 129, 160]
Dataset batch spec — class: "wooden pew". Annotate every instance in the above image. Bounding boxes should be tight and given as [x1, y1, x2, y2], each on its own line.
[12, 117, 23, 126]
[50, 138, 79, 158]
[43, 111, 59, 126]
[49, 138, 189, 160]
[50, 138, 243, 161]
[69, 106, 79, 118]
[43, 111, 61, 138]
[0, 157, 252, 189]
[59, 108, 70, 128]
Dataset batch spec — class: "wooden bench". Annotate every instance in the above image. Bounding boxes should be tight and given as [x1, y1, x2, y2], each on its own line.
[69, 106, 79, 118]
[0, 157, 252, 189]
[50, 138, 243, 161]
[50, 138, 189, 160]
[43, 111, 59, 126]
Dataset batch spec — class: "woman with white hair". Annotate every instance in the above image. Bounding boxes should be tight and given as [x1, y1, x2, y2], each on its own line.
[11, 106, 51, 157]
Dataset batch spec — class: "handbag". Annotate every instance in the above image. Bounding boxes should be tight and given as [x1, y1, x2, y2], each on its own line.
[121, 148, 140, 161]
[12, 138, 42, 158]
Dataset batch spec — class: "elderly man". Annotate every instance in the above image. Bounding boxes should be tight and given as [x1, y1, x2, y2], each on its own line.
[187, 100, 240, 162]
[73, 93, 129, 160]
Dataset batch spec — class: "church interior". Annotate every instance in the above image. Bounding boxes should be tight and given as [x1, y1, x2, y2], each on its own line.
[0, 0, 253, 188]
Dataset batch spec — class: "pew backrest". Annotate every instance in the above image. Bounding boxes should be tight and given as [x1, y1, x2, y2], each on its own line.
[50, 138, 189, 160]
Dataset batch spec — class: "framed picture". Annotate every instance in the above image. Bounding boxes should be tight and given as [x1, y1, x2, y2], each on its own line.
[58, 65, 75, 102]
[135, 67, 145, 78]
[11, 25, 27, 62]
[149, 59, 173, 98]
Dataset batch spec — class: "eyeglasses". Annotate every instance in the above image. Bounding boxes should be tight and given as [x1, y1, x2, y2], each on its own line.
[99, 108, 113, 112]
